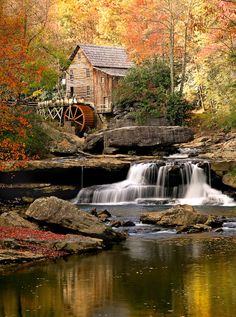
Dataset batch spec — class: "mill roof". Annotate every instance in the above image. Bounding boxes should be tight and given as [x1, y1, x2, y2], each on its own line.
[70, 44, 134, 69]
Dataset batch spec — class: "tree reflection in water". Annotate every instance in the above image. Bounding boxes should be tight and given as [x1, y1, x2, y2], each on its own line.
[1, 234, 236, 317]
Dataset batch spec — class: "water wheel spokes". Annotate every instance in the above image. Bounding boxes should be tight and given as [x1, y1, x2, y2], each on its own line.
[64, 104, 94, 134]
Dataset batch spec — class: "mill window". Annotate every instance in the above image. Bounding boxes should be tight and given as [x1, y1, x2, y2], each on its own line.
[86, 69, 90, 77]
[70, 87, 74, 97]
[69, 69, 74, 81]
[86, 86, 91, 96]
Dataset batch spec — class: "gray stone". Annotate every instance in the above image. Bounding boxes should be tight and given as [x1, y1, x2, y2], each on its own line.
[52, 235, 103, 253]
[104, 126, 194, 148]
[140, 204, 207, 228]
[177, 224, 212, 234]
[83, 132, 104, 153]
[0, 211, 39, 229]
[140, 204, 223, 231]
[83, 126, 193, 154]
[103, 147, 119, 154]
[42, 122, 84, 155]
[26, 196, 125, 243]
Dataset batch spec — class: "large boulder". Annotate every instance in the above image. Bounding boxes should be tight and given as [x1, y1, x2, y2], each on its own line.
[104, 126, 194, 148]
[83, 132, 104, 154]
[140, 204, 223, 232]
[42, 122, 84, 155]
[84, 126, 194, 154]
[26, 196, 125, 244]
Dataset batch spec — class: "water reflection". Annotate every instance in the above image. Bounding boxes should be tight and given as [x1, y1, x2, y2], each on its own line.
[1, 234, 236, 317]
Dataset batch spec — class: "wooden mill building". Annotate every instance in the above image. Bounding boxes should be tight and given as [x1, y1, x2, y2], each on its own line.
[65, 44, 133, 114]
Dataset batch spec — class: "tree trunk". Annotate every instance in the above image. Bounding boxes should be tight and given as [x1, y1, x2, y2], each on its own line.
[169, 11, 175, 95]
[179, 23, 188, 96]
[179, 0, 193, 96]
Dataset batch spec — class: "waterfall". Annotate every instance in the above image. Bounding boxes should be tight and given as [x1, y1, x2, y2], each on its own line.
[75, 161, 235, 206]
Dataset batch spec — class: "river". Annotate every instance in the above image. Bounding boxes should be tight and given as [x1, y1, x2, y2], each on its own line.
[1, 204, 236, 317]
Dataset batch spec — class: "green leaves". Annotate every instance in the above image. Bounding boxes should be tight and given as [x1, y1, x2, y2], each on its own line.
[113, 58, 192, 125]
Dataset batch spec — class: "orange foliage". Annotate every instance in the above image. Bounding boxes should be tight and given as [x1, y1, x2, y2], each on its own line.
[122, 0, 195, 62]
[0, 1, 47, 170]
[0, 103, 33, 171]
[0, 16, 28, 99]
[197, 0, 236, 58]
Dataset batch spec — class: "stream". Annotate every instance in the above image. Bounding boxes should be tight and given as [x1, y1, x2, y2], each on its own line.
[1, 204, 236, 317]
[1, 159, 236, 317]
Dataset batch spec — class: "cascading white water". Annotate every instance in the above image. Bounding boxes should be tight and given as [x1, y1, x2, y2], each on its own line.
[75, 161, 235, 206]
[180, 164, 234, 206]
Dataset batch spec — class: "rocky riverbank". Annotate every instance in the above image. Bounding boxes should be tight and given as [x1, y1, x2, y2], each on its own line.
[0, 125, 235, 266]
[0, 197, 126, 266]
[1, 133, 236, 204]
[1, 124, 235, 204]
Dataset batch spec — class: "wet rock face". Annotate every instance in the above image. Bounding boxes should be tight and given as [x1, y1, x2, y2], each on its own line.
[26, 196, 126, 243]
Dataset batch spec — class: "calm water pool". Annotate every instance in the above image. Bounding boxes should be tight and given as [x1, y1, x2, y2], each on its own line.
[1, 205, 236, 317]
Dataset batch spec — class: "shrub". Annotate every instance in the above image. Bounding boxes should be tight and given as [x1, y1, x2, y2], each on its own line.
[166, 94, 193, 126]
[0, 105, 50, 165]
[200, 106, 236, 132]
[113, 58, 192, 125]
[24, 110, 50, 158]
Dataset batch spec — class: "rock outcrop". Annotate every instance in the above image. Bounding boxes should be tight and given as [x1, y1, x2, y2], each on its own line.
[42, 122, 84, 155]
[0, 226, 103, 265]
[140, 204, 223, 233]
[84, 126, 194, 154]
[223, 172, 236, 189]
[0, 211, 39, 229]
[104, 126, 194, 147]
[0, 197, 127, 265]
[26, 196, 126, 243]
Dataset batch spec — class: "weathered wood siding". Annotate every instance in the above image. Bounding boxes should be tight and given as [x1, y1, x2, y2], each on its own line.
[93, 69, 113, 113]
[66, 48, 94, 103]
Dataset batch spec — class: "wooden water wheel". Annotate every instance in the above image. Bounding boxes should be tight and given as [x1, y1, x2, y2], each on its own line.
[64, 104, 94, 134]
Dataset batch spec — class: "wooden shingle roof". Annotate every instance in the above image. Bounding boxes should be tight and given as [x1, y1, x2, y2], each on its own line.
[70, 44, 133, 69]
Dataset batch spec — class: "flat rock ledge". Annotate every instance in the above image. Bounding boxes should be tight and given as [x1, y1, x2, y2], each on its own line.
[140, 204, 224, 234]
[84, 126, 194, 154]
[0, 197, 126, 266]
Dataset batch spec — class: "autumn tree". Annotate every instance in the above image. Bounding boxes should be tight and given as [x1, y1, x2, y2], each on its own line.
[0, 0, 52, 169]
[186, 0, 236, 129]
[122, 0, 201, 96]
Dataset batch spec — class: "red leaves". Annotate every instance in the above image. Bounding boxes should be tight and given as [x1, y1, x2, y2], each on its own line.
[0, 226, 68, 257]
[0, 226, 66, 241]
[0, 103, 34, 171]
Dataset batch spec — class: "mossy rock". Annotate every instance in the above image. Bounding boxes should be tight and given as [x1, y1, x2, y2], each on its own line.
[223, 170, 236, 189]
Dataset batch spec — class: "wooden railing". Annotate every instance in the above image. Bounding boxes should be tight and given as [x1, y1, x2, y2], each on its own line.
[3, 100, 38, 107]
